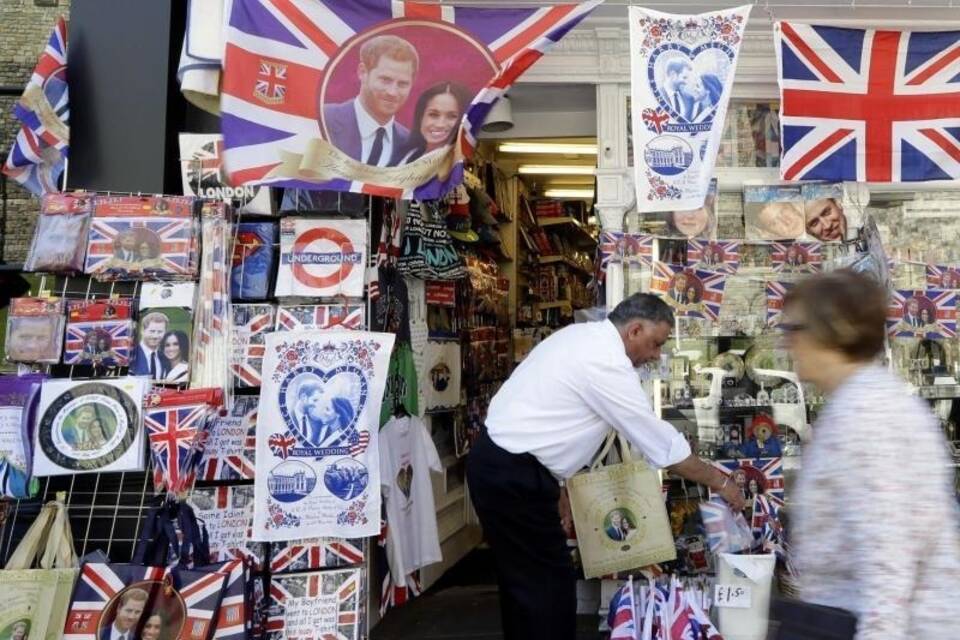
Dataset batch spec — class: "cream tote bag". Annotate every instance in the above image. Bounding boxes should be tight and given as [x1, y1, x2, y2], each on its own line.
[0, 499, 79, 640]
[567, 432, 676, 578]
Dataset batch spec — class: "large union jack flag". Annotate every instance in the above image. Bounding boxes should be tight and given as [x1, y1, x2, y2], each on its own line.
[276, 304, 366, 331]
[146, 389, 222, 496]
[770, 241, 822, 274]
[650, 263, 726, 322]
[888, 288, 958, 338]
[64, 563, 226, 640]
[766, 280, 794, 327]
[271, 537, 365, 573]
[926, 263, 960, 289]
[220, 0, 601, 199]
[231, 303, 276, 388]
[687, 240, 740, 275]
[267, 569, 362, 640]
[777, 22, 960, 182]
[199, 397, 258, 481]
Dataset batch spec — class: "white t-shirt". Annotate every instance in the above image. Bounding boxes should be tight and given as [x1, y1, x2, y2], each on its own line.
[486, 319, 691, 478]
[379, 416, 442, 582]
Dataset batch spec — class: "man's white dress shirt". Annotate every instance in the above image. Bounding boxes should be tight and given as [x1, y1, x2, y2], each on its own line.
[486, 319, 691, 478]
[353, 98, 394, 166]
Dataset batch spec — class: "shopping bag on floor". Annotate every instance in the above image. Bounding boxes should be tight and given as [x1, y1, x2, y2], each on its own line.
[0, 499, 79, 640]
[567, 432, 676, 578]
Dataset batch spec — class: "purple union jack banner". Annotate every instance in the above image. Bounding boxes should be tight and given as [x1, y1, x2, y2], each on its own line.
[220, 0, 601, 200]
[888, 289, 958, 339]
[777, 22, 960, 182]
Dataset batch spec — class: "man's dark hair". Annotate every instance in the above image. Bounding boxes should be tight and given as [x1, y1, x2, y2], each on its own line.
[607, 293, 674, 327]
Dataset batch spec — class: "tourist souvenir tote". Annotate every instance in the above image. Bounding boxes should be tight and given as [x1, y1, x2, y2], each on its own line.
[0, 499, 79, 640]
[567, 432, 675, 578]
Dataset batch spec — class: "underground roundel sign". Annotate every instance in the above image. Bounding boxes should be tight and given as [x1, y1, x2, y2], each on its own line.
[276, 217, 367, 298]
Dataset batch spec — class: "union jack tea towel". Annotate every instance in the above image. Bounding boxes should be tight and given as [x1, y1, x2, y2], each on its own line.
[231, 221, 278, 300]
[270, 537, 365, 574]
[33, 377, 148, 476]
[253, 330, 395, 541]
[188, 485, 266, 570]
[275, 218, 367, 299]
[776, 22, 960, 182]
[230, 304, 276, 388]
[64, 298, 134, 366]
[275, 304, 366, 332]
[180, 133, 275, 215]
[629, 6, 750, 211]
[145, 387, 223, 496]
[888, 289, 958, 339]
[220, 0, 601, 200]
[199, 395, 257, 481]
[63, 563, 227, 640]
[83, 195, 199, 281]
[267, 569, 362, 640]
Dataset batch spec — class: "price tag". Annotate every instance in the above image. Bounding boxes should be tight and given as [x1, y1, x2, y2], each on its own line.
[714, 584, 752, 609]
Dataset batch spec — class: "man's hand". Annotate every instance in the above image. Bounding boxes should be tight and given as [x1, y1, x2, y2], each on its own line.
[718, 481, 747, 512]
[558, 486, 574, 537]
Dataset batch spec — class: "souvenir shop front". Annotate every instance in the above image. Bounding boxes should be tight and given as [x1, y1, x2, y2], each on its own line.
[2, 1, 960, 640]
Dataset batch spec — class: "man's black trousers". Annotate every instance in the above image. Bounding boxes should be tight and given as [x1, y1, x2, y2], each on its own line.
[466, 430, 576, 640]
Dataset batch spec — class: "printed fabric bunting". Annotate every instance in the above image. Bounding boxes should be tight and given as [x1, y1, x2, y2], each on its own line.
[220, 0, 602, 199]
[192, 201, 234, 401]
[2, 18, 69, 195]
[145, 388, 224, 496]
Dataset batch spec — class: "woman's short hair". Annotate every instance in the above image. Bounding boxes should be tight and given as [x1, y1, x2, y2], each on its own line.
[784, 269, 888, 362]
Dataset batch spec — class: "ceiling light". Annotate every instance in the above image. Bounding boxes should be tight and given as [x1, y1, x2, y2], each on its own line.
[544, 188, 595, 199]
[499, 142, 598, 155]
[518, 165, 595, 176]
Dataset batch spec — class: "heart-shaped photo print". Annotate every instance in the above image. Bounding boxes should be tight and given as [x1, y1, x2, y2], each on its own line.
[279, 364, 369, 449]
[647, 42, 735, 125]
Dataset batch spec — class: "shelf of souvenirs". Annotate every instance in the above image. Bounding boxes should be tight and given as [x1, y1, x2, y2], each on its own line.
[910, 382, 960, 400]
[537, 216, 598, 246]
[537, 254, 594, 278]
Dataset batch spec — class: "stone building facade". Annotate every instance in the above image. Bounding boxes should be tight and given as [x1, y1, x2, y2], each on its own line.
[1, 0, 71, 262]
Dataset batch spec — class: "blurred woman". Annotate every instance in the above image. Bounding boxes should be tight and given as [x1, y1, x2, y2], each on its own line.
[781, 270, 960, 638]
[160, 331, 190, 383]
[400, 82, 472, 163]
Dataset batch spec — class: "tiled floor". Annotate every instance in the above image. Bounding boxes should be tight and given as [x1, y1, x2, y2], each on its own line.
[371, 549, 602, 640]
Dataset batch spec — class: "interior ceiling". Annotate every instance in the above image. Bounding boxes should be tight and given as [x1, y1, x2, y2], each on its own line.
[483, 136, 598, 196]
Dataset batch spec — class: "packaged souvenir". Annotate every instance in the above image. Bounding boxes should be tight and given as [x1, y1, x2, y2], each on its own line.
[199, 394, 257, 481]
[63, 298, 135, 366]
[230, 303, 276, 388]
[275, 217, 367, 298]
[6, 297, 66, 364]
[33, 377, 148, 476]
[267, 569, 362, 639]
[179, 132, 275, 214]
[132, 283, 196, 384]
[0, 374, 44, 499]
[231, 221, 278, 300]
[192, 200, 233, 397]
[83, 195, 199, 281]
[24, 193, 93, 273]
[275, 304, 365, 331]
[744, 185, 804, 241]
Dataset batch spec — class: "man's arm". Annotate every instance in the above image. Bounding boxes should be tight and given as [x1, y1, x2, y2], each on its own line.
[668, 454, 746, 511]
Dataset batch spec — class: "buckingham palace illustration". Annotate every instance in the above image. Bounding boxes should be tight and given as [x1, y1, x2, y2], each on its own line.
[268, 467, 317, 497]
[644, 144, 694, 171]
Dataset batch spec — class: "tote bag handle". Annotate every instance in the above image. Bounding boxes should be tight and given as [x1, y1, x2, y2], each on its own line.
[5, 500, 77, 570]
[589, 431, 645, 471]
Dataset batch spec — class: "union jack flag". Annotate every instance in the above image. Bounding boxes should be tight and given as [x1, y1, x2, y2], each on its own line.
[776, 22, 960, 182]
[145, 389, 222, 496]
[231, 303, 276, 388]
[2, 18, 68, 196]
[64, 298, 135, 367]
[687, 240, 740, 275]
[63, 563, 226, 640]
[188, 485, 266, 570]
[766, 280, 794, 327]
[752, 492, 784, 550]
[220, 0, 601, 199]
[271, 537, 365, 573]
[770, 241, 822, 274]
[650, 263, 726, 322]
[608, 577, 638, 640]
[711, 457, 785, 505]
[276, 304, 365, 332]
[83, 196, 198, 279]
[926, 263, 960, 289]
[199, 396, 258, 480]
[267, 569, 362, 640]
[698, 497, 753, 555]
[212, 559, 248, 640]
[269, 431, 298, 460]
[599, 231, 653, 273]
[888, 288, 958, 338]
